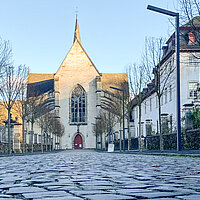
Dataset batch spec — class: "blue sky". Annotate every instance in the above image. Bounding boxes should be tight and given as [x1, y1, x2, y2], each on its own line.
[0, 0, 179, 74]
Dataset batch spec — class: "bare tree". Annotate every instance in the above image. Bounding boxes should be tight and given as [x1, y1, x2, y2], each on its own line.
[26, 92, 46, 152]
[53, 117, 64, 149]
[120, 80, 131, 150]
[93, 112, 107, 150]
[13, 67, 28, 153]
[37, 112, 47, 152]
[47, 113, 64, 150]
[0, 65, 27, 153]
[37, 112, 64, 151]
[0, 38, 12, 75]
[0, 38, 12, 141]
[129, 63, 148, 151]
[143, 37, 175, 151]
[100, 90, 121, 149]
[178, 0, 200, 26]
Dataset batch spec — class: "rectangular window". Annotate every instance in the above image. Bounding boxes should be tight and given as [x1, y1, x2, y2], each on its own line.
[189, 82, 198, 98]
[38, 135, 41, 143]
[29, 131, 33, 144]
[55, 107, 59, 116]
[136, 107, 138, 118]
[144, 101, 146, 114]
[156, 96, 158, 108]
[141, 123, 144, 137]
[188, 55, 199, 66]
[168, 59, 173, 72]
[161, 95, 163, 106]
[169, 85, 172, 101]
[165, 88, 167, 103]
[169, 115, 173, 133]
[130, 111, 134, 122]
[34, 134, 37, 144]
[150, 98, 152, 111]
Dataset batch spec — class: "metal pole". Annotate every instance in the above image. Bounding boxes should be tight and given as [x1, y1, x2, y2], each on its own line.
[110, 86, 126, 152]
[109, 111, 111, 144]
[176, 13, 182, 151]
[8, 111, 11, 154]
[147, 5, 182, 151]
[122, 91, 125, 152]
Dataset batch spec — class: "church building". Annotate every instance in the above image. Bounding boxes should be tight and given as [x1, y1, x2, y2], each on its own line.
[27, 16, 128, 150]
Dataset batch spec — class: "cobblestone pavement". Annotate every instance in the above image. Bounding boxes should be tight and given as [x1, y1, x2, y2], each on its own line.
[0, 150, 200, 200]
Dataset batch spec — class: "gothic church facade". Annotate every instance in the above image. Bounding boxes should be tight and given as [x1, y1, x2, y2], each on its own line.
[28, 17, 128, 150]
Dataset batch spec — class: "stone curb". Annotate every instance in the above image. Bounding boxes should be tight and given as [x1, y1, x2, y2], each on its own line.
[0, 150, 65, 157]
[97, 149, 200, 158]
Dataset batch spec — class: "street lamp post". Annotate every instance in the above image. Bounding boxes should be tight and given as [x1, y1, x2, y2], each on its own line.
[110, 86, 125, 152]
[147, 5, 181, 151]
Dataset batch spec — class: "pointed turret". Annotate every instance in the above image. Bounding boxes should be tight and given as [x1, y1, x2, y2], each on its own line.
[74, 15, 81, 43]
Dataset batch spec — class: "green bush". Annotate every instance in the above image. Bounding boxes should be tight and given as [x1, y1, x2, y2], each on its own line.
[192, 108, 200, 129]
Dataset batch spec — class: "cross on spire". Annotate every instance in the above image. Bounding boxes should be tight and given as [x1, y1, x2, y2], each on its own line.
[75, 7, 78, 16]
[74, 10, 81, 44]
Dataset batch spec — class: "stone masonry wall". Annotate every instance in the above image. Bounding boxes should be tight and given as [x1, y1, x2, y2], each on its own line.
[0, 142, 8, 153]
[182, 129, 200, 149]
[146, 129, 200, 150]
[110, 129, 200, 151]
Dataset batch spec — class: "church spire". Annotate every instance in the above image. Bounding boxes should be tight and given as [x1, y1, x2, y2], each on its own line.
[74, 14, 81, 43]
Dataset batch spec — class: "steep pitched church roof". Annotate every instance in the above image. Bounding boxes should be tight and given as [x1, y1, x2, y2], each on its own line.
[28, 73, 54, 84]
[101, 73, 128, 92]
[74, 15, 81, 43]
[56, 16, 100, 75]
[28, 17, 128, 91]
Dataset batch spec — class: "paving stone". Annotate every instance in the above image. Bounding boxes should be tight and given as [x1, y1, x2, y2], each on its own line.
[0, 183, 27, 189]
[6, 186, 47, 194]
[28, 178, 53, 184]
[134, 191, 180, 199]
[81, 185, 114, 190]
[177, 194, 200, 199]
[47, 185, 79, 191]
[23, 191, 68, 199]
[69, 189, 111, 196]
[152, 185, 183, 192]
[121, 183, 153, 189]
[156, 198, 181, 200]
[0, 194, 12, 198]
[41, 197, 82, 200]
[0, 199, 22, 200]
[83, 194, 135, 200]
[0, 151, 200, 199]
[114, 188, 153, 195]
[79, 180, 113, 186]
[33, 182, 73, 187]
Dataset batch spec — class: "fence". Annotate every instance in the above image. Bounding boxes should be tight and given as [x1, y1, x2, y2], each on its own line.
[102, 129, 200, 151]
[146, 129, 200, 150]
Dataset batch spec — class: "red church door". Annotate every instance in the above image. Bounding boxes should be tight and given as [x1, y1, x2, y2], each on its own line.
[74, 134, 83, 149]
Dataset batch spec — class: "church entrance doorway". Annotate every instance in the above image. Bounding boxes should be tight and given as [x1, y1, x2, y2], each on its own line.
[74, 134, 83, 149]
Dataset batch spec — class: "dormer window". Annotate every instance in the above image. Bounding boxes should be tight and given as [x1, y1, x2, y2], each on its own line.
[188, 32, 195, 44]
[188, 82, 198, 98]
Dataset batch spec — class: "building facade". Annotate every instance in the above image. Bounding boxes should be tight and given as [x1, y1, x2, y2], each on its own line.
[27, 16, 128, 150]
[131, 17, 200, 138]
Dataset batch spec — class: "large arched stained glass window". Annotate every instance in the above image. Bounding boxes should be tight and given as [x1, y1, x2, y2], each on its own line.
[70, 85, 86, 123]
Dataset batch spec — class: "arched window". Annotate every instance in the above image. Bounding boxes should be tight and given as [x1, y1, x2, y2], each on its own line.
[70, 85, 86, 123]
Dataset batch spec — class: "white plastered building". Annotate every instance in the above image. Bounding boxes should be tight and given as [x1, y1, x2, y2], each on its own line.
[131, 18, 200, 138]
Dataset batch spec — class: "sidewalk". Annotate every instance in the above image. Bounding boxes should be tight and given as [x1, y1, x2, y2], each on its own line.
[111, 149, 200, 157]
[0, 149, 65, 157]
[1, 149, 200, 158]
